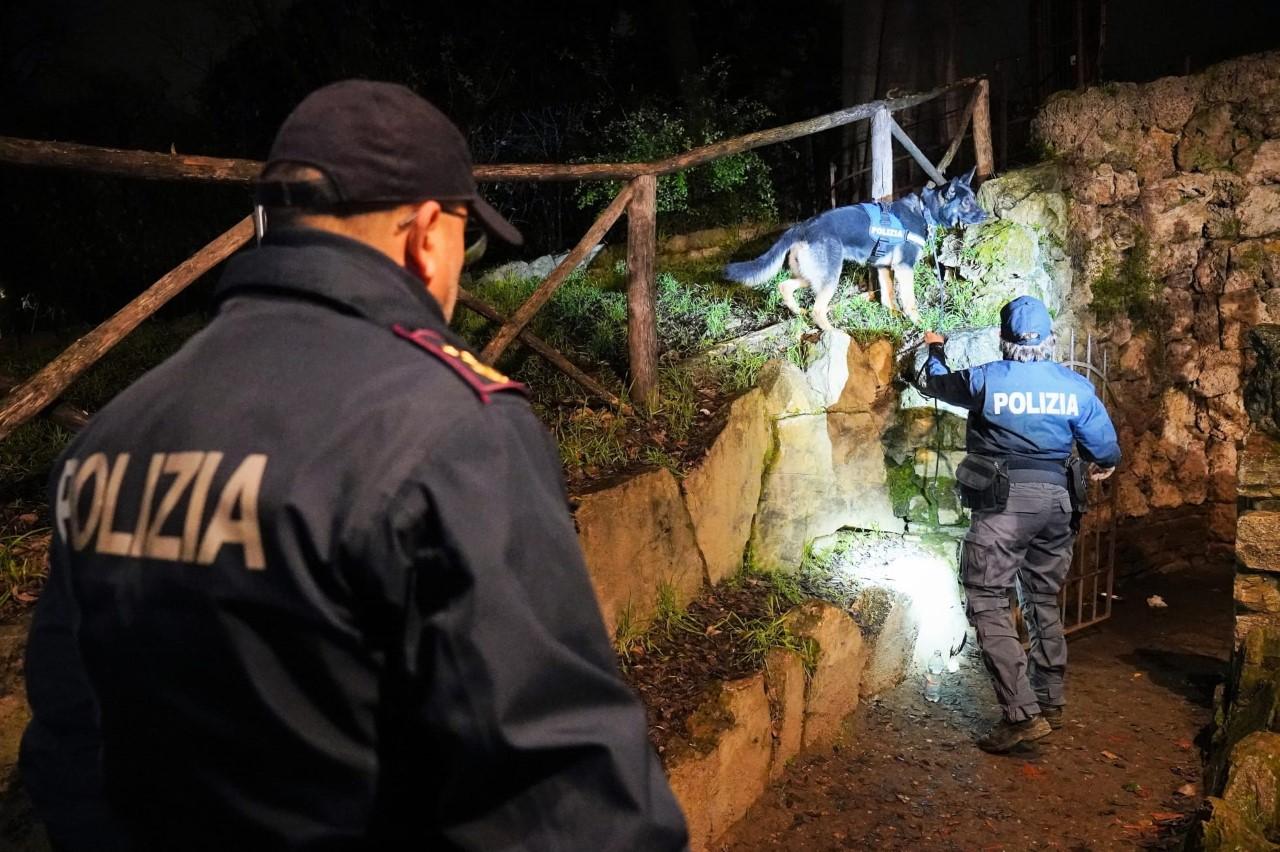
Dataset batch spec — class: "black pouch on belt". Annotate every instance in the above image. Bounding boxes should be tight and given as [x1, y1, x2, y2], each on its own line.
[1065, 456, 1089, 514]
[955, 455, 1009, 512]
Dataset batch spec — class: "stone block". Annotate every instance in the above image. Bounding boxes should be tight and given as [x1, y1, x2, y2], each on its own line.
[1199, 350, 1244, 399]
[901, 327, 1001, 415]
[1237, 511, 1280, 573]
[1176, 104, 1237, 173]
[666, 674, 773, 852]
[1220, 732, 1280, 839]
[859, 594, 918, 697]
[764, 649, 806, 780]
[574, 468, 707, 636]
[757, 360, 821, 419]
[785, 601, 867, 748]
[1116, 475, 1151, 519]
[1240, 433, 1280, 499]
[1236, 573, 1280, 617]
[1208, 440, 1239, 501]
[1136, 127, 1179, 183]
[750, 413, 901, 571]
[1246, 325, 1280, 437]
[1210, 501, 1237, 542]
[1192, 797, 1278, 851]
[1241, 185, 1280, 239]
[831, 336, 895, 414]
[682, 390, 771, 585]
[1134, 73, 1199, 130]
[803, 331, 851, 409]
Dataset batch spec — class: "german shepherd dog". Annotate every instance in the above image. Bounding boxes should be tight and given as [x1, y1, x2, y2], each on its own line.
[724, 168, 988, 331]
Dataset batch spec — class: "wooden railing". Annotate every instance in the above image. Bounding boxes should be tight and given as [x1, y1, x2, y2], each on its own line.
[0, 76, 992, 440]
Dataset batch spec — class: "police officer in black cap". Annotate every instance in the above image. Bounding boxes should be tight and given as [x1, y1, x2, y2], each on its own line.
[21, 80, 689, 850]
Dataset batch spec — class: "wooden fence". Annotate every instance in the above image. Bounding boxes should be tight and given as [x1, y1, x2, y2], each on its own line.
[0, 75, 992, 440]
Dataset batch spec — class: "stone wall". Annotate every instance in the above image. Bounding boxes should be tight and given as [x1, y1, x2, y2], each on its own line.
[1191, 324, 1280, 848]
[1030, 51, 1280, 572]
[575, 330, 909, 638]
[668, 601, 866, 852]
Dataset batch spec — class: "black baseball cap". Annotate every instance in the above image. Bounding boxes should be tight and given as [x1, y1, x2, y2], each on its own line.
[254, 79, 523, 245]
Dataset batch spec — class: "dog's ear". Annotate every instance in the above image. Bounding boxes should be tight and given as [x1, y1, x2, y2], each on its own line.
[944, 179, 957, 199]
[961, 166, 977, 187]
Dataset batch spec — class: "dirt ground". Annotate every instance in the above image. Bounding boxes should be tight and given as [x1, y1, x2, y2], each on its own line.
[720, 560, 1233, 851]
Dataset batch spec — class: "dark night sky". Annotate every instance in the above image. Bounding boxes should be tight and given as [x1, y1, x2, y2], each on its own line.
[6, 0, 1280, 150]
[1, 0, 1278, 330]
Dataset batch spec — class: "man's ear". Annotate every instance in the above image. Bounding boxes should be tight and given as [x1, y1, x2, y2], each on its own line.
[402, 201, 441, 278]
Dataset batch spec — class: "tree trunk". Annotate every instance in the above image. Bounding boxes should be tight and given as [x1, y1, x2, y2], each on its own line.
[939, 0, 961, 144]
[846, 0, 887, 202]
[653, 0, 706, 132]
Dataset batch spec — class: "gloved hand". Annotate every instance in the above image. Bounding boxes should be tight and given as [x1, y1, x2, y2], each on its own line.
[1088, 464, 1115, 481]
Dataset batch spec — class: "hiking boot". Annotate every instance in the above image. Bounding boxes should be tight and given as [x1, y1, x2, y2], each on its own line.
[1040, 705, 1065, 730]
[977, 716, 1053, 754]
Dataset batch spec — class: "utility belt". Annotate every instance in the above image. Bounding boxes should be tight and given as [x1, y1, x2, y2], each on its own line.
[956, 455, 1089, 514]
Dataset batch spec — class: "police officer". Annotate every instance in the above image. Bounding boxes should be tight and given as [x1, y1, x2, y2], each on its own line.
[21, 80, 689, 850]
[921, 296, 1120, 754]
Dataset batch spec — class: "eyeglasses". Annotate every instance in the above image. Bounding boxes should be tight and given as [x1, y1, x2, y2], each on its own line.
[397, 204, 487, 267]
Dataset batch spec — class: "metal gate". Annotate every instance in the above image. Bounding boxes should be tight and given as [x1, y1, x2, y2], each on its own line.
[1058, 329, 1118, 635]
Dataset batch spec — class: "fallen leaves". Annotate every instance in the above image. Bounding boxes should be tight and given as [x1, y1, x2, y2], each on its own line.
[1020, 763, 1046, 780]
[1101, 750, 1124, 762]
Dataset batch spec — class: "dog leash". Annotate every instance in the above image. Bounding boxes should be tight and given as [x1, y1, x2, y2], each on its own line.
[923, 223, 948, 516]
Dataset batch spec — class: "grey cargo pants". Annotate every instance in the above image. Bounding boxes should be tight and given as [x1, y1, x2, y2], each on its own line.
[962, 481, 1075, 723]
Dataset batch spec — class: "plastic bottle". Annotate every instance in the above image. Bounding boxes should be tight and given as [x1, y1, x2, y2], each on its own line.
[924, 650, 944, 702]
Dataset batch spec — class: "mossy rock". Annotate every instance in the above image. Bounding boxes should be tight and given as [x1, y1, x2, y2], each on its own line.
[1222, 731, 1280, 835]
[1177, 104, 1238, 173]
[886, 460, 921, 517]
[1246, 325, 1280, 440]
[1208, 625, 1280, 792]
[1191, 796, 1279, 851]
[964, 220, 1039, 279]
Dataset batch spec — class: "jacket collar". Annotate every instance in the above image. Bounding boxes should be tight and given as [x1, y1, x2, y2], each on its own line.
[214, 228, 446, 330]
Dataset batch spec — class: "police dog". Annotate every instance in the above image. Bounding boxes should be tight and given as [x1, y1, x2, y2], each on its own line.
[724, 168, 988, 331]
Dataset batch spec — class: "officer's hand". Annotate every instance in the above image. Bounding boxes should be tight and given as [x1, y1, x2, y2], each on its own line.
[1089, 464, 1115, 481]
[923, 331, 946, 346]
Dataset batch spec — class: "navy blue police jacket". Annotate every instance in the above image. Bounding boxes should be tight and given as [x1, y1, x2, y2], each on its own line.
[20, 229, 689, 851]
[922, 342, 1121, 469]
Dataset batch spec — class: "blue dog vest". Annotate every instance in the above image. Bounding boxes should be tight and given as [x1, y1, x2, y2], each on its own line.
[860, 202, 926, 260]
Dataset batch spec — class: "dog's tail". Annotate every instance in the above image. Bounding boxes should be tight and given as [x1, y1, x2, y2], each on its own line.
[723, 225, 802, 288]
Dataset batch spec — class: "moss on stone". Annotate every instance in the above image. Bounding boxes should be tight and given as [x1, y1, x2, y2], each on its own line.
[1090, 228, 1158, 326]
[1222, 732, 1280, 834]
[966, 220, 1038, 278]
[1207, 626, 1280, 793]
[918, 532, 962, 562]
[1191, 797, 1278, 851]
[887, 460, 921, 518]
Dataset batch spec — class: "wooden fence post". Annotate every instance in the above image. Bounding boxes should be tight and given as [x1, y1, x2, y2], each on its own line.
[626, 174, 659, 409]
[869, 106, 893, 201]
[971, 79, 995, 179]
[0, 216, 254, 442]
